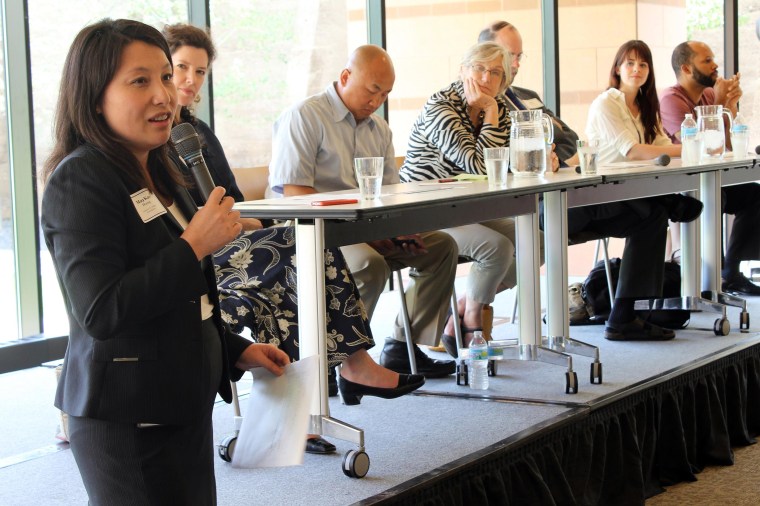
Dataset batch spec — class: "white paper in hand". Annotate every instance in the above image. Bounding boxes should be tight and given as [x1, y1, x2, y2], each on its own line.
[231, 355, 318, 468]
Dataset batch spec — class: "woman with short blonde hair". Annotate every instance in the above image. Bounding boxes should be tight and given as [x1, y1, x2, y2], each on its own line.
[400, 42, 553, 354]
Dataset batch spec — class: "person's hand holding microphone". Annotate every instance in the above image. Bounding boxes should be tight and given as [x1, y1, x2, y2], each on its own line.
[182, 186, 242, 260]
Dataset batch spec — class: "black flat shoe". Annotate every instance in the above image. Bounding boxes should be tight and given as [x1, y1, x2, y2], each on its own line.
[440, 308, 459, 357]
[440, 334, 458, 358]
[604, 317, 676, 341]
[305, 436, 336, 454]
[378, 338, 456, 378]
[337, 373, 425, 406]
[440, 325, 483, 358]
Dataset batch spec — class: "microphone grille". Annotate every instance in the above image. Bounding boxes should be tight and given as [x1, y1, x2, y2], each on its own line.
[656, 154, 671, 166]
[170, 123, 202, 159]
[755, 145, 760, 155]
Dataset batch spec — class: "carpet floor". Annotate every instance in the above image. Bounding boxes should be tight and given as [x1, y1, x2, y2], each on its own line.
[1, 277, 759, 505]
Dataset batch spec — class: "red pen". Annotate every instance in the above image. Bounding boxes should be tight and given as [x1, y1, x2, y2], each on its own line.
[438, 178, 457, 183]
[311, 198, 359, 206]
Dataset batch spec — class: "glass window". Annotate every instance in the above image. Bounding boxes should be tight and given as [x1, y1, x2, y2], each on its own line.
[685, 0, 726, 81]
[28, 1, 188, 338]
[0, 8, 17, 343]
[738, 0, 759, 148]
[385, 0, 543, 157]
[210, 0, 367, 170]
[559, 1, 683, 143]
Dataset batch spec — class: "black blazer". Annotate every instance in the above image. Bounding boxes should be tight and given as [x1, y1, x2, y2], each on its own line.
[42, 144, 250, 425]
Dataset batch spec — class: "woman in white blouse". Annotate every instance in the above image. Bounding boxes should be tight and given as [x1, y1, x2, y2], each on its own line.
[586, 40, 681, 164]
[577, 40, 702, 341]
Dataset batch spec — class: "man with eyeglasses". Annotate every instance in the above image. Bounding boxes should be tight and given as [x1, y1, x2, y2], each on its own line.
[479, 21, 680, 341]
[478, 20, 579, 164]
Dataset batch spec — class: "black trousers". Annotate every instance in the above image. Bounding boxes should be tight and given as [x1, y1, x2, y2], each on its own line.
[68, 411, 216, 506]
[723, 183, 760, 266]
[567, 199, 669, 300]
[67, 318, 222, 506]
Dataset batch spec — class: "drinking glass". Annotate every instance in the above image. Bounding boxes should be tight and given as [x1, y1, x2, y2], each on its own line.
[484, 147, 509, 188]
[576, 139, 600, 175]
[353, 157, 384, 200]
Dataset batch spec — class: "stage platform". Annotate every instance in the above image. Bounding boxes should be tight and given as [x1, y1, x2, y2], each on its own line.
[1, 291, 759, 505]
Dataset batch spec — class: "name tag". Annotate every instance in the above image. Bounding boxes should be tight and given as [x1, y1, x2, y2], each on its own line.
[522, 98, 544, 110]
[130, 189, 166, 223]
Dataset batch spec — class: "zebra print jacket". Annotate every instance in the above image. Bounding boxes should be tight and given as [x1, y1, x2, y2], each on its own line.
[399, 80, 510, 182]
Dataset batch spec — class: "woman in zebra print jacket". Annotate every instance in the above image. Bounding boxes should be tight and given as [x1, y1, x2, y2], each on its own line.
[399, 42, 551, 355]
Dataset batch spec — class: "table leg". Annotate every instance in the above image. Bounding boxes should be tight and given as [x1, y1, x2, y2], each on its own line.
[638, 174, 747, 333]
[511, 195, 579, 393]
[294, 219, 365, 449]
[699, 171, 749, 331]
[515, 200, 541, 347]
[543, 190, 601, 382]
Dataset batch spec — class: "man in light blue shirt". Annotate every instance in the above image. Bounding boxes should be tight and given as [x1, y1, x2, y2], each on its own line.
[269, 45, 458, 378]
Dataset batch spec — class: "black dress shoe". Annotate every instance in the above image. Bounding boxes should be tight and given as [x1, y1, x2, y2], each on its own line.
[723, 274, 760, 296]
[378, 338, 456, 378]
[660, 194, 703, 223]
[305, 436, 336, 454]
[604, 317, 676, 341]
[338, 373, 425, 405]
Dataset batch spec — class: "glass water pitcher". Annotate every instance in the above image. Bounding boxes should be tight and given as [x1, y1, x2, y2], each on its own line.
[695, 105, 732, 160]
[508, 110, 554, 177]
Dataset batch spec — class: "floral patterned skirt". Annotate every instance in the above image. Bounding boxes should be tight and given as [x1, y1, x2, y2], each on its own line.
[213, 226, 374, 368]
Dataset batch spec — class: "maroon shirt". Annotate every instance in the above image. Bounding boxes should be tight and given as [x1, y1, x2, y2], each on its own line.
[659, 84, 716, 144]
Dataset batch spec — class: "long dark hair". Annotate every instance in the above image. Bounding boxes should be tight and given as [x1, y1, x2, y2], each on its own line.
[43, 18, 184, 196]
[608, 40, 663, 144]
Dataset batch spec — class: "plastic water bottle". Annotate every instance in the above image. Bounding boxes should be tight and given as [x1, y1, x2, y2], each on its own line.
[731, 111, 750, 160]
[469, 330, 489, 390]
[680, 113, 701, 166]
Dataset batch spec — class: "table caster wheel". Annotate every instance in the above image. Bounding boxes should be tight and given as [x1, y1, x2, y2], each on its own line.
[740, 311, 750, 331]
[456, 362, 469, 386]
[488, 359, 496, 377]
[342, 450, 370, 478]
[565, 371, 578, 394]
[713, 317, 730, 336]
[218, 434, 237, 462]
[590, 362, 603, 384]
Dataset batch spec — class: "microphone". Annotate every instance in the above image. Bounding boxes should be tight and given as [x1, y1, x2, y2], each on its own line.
[574, 154, 670, 173]
[654, 154, 670, 166]
[171, 123, 216, 202]
[755, 145, 760, 155]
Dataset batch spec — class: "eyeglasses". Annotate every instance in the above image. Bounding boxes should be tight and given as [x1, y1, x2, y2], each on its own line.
[514, 53, 526, 63]
[470, 64, 505, 80]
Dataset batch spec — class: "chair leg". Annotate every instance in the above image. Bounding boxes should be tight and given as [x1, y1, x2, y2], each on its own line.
[593, 237, 602, 268]
[395, 269, 418, 374]
[511, 290, 518, 324]
[601, 238, 615, 302]
[450, 287, 464, 351]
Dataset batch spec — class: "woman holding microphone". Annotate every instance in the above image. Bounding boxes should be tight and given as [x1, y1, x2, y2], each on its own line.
[41, 19, 289, 504]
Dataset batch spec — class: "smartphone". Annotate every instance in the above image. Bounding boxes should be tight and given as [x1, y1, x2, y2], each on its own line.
[391, 238, 418, 247]
[311, 198, 358, 206]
